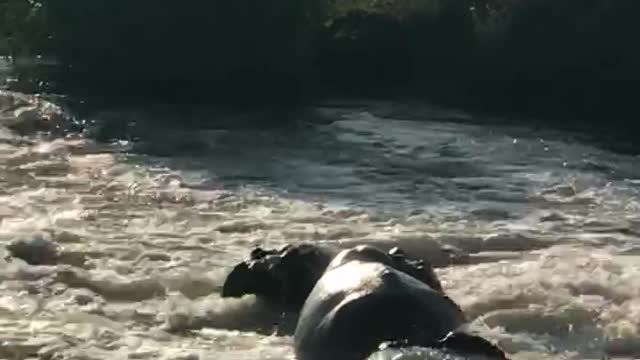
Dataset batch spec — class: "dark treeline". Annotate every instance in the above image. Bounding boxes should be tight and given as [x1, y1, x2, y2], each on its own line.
[1, 0, 639, 131]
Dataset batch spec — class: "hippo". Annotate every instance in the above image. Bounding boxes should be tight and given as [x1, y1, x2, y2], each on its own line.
[222, 244, 336, 314]
[222, 243, 443, 317]
[221, 244, 508, 359]
[294, 245, 508, 360]
[368, 333, 510, 359]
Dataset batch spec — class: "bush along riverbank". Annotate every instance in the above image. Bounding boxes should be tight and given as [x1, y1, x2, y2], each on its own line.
[2, 0, 640, 130]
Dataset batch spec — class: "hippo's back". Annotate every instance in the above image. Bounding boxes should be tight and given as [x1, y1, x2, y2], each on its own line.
[294, 261, 465, 360]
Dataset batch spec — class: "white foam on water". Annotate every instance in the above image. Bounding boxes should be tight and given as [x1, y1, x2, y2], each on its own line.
[440, 245, 640, 359]
[0, 92, 638, 359]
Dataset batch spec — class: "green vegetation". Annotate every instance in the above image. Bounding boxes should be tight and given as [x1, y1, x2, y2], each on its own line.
[1, 0, 639, 126]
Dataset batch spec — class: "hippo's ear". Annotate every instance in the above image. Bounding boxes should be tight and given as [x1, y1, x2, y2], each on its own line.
[251, 247, 279, 260]
[438, 331, 510, 359]
[251, 245, 290, 260]
[387, 247, 444, 293]
[420, 259, 444, 293]
[221, 262, 252, 298]
[250, 248, 265, 260]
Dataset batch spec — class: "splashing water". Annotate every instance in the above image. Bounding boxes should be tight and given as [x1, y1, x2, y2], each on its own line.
[0, 92, 639, 359]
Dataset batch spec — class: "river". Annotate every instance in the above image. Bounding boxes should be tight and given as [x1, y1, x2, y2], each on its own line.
[0, 91, 639, 360]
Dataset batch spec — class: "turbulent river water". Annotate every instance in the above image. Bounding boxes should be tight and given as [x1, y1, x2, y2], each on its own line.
[0, 90, 639, 360]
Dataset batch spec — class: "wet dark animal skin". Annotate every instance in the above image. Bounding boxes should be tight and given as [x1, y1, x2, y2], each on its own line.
[222, 243, 444, 314]
[222, 243, 509, 359]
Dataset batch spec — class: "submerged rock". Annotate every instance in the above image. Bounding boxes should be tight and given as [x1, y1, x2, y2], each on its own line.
[6, 236, 59, 266]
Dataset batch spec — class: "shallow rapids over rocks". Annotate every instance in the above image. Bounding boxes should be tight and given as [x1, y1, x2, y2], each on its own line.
[0, 92, 639, 359]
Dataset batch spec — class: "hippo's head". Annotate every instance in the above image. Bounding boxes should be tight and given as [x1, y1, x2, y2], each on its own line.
[221, 247, 284, 300]
[328, 245, 444, 293]
[222, 244, 337, 312]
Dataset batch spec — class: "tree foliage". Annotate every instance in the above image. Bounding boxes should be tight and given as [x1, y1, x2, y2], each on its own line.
[1, 0, 639, 120]
[0, 0, 49, 57]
